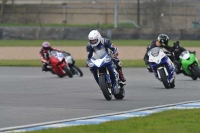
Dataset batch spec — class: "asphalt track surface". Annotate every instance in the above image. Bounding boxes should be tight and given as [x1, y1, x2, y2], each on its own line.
[0, 67, 200, 129]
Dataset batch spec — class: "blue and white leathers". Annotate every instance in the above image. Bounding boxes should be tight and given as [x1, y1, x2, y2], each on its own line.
[148, 47, 175, 83]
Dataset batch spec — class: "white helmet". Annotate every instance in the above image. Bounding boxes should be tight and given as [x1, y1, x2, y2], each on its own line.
[88, 30, 102, 47]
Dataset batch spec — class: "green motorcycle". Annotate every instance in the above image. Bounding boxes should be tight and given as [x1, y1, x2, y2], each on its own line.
[179, 50, 200, 80]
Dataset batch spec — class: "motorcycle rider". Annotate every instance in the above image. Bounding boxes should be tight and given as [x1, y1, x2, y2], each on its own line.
[86, 30, 126, 93]
[39, 41, 63, 72]
[143, 34, 174, 79]
[172, 41, 195, 75]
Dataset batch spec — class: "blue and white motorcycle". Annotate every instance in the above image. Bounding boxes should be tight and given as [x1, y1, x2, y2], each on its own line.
[148, 47, 175, 89]
[87, 53, 125, 100]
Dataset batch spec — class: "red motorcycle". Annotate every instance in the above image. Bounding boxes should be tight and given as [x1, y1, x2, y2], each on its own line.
[49, 50, 73, 78]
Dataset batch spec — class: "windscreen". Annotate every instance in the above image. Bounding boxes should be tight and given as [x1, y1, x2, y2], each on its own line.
[50, 50, 57, 57]
[150, 47, 161, 57]
[180, 51, 189, 58]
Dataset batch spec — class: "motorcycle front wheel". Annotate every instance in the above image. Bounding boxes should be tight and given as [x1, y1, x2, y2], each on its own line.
[99, 75, 112, 101]
[158, 68, 170, 89]
[63, 66, 73, 78]
[192, 65, 200, 78]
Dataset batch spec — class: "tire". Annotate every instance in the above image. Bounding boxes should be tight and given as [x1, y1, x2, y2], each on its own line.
[170, 79, 175, 88]
[51, 69, 55, 75]
[114, 87, 125, 100]
[99, 75, 112, 101]
[71, 65, 83, 77]
[158, 68, 170, 89]
[57, 75, 64, 78]
[63, 66, 73, 78]
[192, 65, 200, 78]
[191, 75, 198, 80]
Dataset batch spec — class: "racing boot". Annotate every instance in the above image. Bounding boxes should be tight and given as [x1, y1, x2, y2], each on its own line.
[147, 65, 153, 73]
[175, 66, 182, 75]
[42, 63, 51, 72]
[118, 68, 126, 82]
[174, 61, 182, 75]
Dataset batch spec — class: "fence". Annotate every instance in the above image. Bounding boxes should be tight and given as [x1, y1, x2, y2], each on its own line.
[1, 27, 200, 40]
[1, 0, 200, 30]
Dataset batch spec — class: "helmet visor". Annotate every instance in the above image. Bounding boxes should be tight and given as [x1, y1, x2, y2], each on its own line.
[90, 39, 98, 45]
[43, 47, 50, 50]
[174, 46, 180, 51]
[161, 43, 166, 46]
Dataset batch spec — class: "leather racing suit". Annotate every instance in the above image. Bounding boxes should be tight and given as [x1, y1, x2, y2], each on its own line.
[143, 40, 174, 79]
[86, 38, 123, 93]
[39, 46, 62, 72]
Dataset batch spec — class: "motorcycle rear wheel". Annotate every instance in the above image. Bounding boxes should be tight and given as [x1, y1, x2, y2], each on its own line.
[63, 66, 73, 78]
[114, 87, 125, 100]
[99, 75, 112, 101]
[191, 75, 198, 80]
[71, 65, 83, 77]
[158, 68, 170, 89]
[169, 79, 175, 88]
[57, 75, 64, 78]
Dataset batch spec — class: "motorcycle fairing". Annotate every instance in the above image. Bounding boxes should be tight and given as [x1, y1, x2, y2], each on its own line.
[88, 53, 112, 68]
[49, 50, 68, 76]
[148, 47, 165, 64]
[88, 53, 118, 94]
[180, 51, 200, 75]
[148, 47, 175, 83]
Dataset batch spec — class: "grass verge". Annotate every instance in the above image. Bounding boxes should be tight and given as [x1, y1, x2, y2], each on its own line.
[0, 60, 146, 67]
[0, 40, 200, 47]
[27, 108, 200, 133]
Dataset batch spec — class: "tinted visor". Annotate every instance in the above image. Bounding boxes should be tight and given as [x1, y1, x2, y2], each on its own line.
[90, 39, 98, 45]
[43, 47, 50, 50]
[161, 43, 165, 46]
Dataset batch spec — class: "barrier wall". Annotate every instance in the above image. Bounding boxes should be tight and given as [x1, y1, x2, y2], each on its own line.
[1, 27, 200, 40]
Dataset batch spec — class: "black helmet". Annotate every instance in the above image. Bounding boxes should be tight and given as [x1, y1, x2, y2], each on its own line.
[157, 34, 169, 46]
[173, 41, 180, 49]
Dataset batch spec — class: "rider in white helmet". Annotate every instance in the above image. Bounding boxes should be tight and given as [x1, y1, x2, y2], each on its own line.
[86, 30, 126, 90]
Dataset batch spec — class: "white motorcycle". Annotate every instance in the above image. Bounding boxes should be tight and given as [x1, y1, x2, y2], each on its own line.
[62, 51, 83, 77]
[148, 47, 175, 89]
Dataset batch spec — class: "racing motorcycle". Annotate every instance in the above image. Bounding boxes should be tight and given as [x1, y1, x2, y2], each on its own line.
[179, 50, 200, 80]
[48, 50, 73, 78]
[148, 47, 175, 89]
[62, 51, 83, 77]
[87, 53, 125, 101]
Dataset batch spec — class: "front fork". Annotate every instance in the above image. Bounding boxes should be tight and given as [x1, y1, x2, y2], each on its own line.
[157, 67, 169, 79]
[157, 66, 174, 83]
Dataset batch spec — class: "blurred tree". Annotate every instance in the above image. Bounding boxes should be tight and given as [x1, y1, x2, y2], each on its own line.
[0, 0, 8, 23]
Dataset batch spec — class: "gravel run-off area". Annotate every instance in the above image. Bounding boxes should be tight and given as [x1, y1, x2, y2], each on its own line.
[1, 46, 200, 60]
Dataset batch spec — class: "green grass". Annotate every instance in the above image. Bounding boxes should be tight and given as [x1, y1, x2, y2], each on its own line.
[1, 40, 200, 47]
[0, 60, 146, 67]
[27, 108, 200, 133]
[0, 40, 89, 46]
